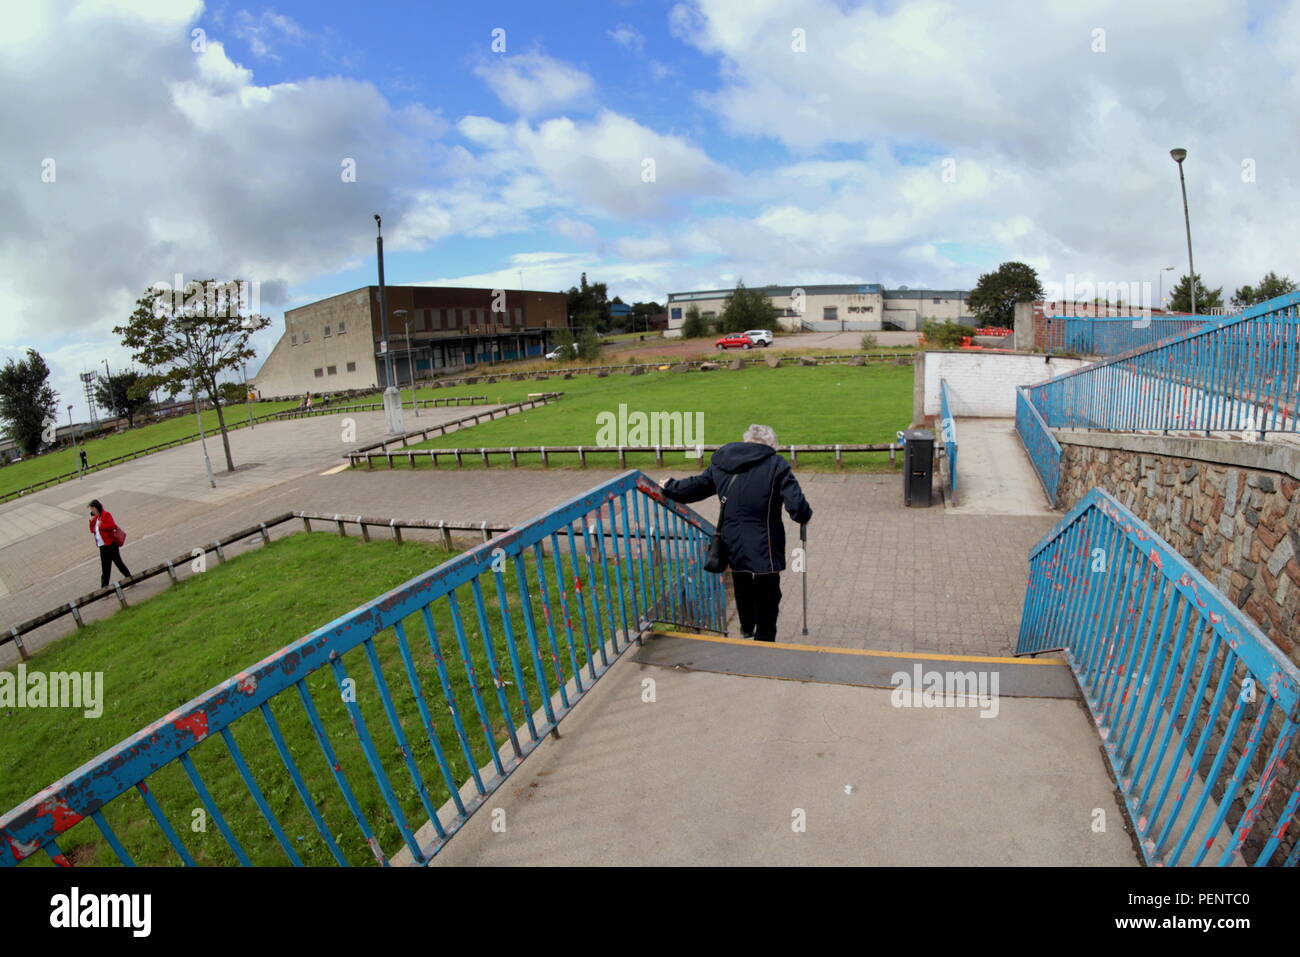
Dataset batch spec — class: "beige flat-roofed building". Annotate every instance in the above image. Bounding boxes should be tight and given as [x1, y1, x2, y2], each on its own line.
[665, 284, 971, 335]
[252, 285, 567, 398]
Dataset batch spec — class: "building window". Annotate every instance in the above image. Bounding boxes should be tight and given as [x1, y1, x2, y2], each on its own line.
[324, 325, 332, 337]
[291, 333, 298, 345]
[346, 361, 356, 372]
[824, 307, 838, 320]
[337, 320, 347, 334]
[313, 368, 324, 378]
[327, 365, 337, 375]
[671, 307, 682, 320]
[302, 330, 310, 342]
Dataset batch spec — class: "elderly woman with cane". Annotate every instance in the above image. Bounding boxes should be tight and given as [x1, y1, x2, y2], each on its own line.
[661, 424, 812, 642]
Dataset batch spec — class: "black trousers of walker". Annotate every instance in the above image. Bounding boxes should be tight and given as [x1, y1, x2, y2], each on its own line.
[99, 544, 131, 588]
[731, 570, 782, 641]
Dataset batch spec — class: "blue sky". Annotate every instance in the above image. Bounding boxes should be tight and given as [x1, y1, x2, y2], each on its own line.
[3, 0, 1299, 418]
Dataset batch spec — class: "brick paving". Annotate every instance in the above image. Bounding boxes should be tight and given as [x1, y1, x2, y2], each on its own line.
[1, 408, 1055, 663]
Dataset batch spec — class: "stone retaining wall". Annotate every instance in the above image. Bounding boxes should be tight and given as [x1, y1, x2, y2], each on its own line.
[1057, 434, 1300, 664]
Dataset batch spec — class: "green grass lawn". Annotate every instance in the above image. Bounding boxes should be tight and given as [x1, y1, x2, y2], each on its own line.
[0, 400, 302, 499]
[2, 531, 638, 866]
[387, 363, 911, 472]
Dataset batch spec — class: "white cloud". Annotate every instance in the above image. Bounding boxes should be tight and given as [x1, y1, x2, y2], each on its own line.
[474, 52, 595, 117]
[608, 24, 646, 53]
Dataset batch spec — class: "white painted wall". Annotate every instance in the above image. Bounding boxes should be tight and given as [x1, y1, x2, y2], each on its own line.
[922, 351, 1089, 418]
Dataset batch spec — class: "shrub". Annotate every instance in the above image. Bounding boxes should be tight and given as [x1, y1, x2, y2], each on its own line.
[921, 320, 969, 349]
[860, 333, 879, 350]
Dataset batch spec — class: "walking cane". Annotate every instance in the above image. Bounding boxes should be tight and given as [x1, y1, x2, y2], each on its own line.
[800, 523, 809, 636]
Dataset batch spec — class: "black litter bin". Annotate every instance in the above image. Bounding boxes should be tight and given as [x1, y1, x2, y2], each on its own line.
[902, 429, 934, 507]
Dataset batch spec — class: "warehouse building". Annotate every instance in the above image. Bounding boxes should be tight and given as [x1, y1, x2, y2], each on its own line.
[664, 284, 972, 335]
[252, 285, 568, 398]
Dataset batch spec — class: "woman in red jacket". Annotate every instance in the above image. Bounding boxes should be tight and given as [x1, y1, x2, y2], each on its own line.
[88, 499, 131, 588]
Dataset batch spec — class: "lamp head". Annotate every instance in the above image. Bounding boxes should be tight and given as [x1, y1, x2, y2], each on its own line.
[1170, 148, 1187, 163]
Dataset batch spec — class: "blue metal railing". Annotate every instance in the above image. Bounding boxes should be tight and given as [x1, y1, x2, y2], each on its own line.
[1017, 488, 1300, 866]
[939, 378, 958, 498]
[1032, 292, 1300, 437]
[1048, 315, 1230, 358]
[1015, 386, 1061, 506]
[0, 471, 725, 867]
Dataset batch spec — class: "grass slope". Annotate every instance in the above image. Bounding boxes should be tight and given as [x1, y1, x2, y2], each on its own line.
[3, 531, 636, 866]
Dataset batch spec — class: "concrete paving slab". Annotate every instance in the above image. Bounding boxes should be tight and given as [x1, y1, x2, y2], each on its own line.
[945, 418, 1056, 516]
[425, 655, 1139, 866]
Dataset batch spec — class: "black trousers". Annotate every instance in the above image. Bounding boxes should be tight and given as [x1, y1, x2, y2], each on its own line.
[99, 544, 131, 587]
[731, 570, 782, 641]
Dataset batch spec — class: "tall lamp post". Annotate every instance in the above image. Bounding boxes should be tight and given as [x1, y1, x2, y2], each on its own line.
[374, 214, 405, 434]
[396, 310, 419, 418]
[1158, 266, 1175, 313]
[1170, 148, 1196, 315]
[67, 404, 82, 478]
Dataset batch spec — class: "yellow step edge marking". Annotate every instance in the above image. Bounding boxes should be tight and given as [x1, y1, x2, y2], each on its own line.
[654, 631, 1067, 667]
[319, 463, 350, 476]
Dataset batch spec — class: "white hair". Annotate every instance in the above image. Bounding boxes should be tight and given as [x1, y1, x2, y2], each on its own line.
[744, 423, 778, 448]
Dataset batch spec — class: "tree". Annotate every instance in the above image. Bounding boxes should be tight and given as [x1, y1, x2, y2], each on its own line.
[115, 279, 270, 472]
[576, 322, 602, 361]
[631, 300, 663, 333]
[681, 305, 710, 338]
[565, 272, 612, 332]
[1232, 271, 1297, 310]
[93, 370, 153, 428]
[967, 261, 1044, 328]
[0, 349, 59, 456]
[1169, 273, 1223, 314]
[551, 325, 576, 359]
[718, 280, 777, 334]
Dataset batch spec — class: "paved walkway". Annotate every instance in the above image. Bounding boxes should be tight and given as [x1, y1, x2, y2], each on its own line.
[944, 417, 1057, 516]
[425, 650, 1136, 866]
[0, 410, 1136, 866]
[2, 460, 1055, 663]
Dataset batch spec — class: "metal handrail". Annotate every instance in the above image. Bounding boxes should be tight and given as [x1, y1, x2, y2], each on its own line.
[0, 471, 725, 866]
[1017, 487, 1300, 866]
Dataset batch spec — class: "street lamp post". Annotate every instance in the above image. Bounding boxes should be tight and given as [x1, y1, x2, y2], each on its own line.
[397, 310, 419, 418]
[1158, 266, 1175, 313]
[67, 404, 82, 479]
[374, 214, 405, 434]
[1170, 149, 1196, 315]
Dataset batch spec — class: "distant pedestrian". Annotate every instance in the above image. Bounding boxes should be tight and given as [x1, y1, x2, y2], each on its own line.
[79, 449, 88, 470]
[88, 499, 131, 588]
[661, 424, 812, 642]
[304, 390, 313, 410]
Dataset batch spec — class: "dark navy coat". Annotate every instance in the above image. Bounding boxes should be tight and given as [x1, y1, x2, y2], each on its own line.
[662, 442, 812, 574]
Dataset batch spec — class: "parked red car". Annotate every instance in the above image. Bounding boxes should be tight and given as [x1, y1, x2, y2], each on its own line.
[715, 333, 754, 350]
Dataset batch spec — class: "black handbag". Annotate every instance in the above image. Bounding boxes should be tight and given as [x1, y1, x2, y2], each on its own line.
[704, 474, 738, 574]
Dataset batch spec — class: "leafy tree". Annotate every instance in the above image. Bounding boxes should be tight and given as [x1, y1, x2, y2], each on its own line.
[565, 272, 611, 332]
[551, 325, 576, 359]
[1232, 271, 1297, 310]
[93, 369, 153, 428]
[576, 322, 602, 361]
[1169, 273, 1223, 314]
[718, 280, 777, 334]
[0, 348, 59, 456]
[967, 262, 1044, 328]
[681, 305, 710, 338]
[115, 279, 270, 472]
[631, 300, 663, 332]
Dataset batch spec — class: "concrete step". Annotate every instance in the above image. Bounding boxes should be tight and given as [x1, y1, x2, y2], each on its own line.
[640, 631, 1077, 700]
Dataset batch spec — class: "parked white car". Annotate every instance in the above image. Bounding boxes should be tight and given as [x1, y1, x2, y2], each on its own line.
[545, 343, 579, 360]
[744, 329, 774, 347]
